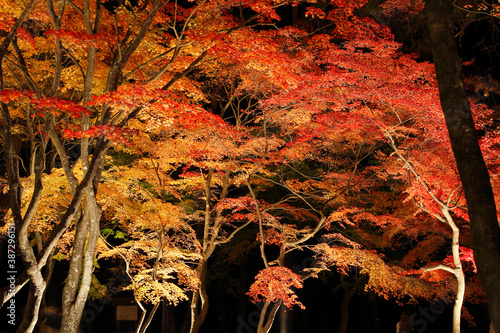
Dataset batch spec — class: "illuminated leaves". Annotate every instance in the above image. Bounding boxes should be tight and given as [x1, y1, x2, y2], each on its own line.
[313, 244, 435, 302]
[45, 29, 113, 46]
[320, 233, 362, 249]
[381, 0, 425, 15]
[443, 247, 477, 273]
[305, 6, 326, 19]
[0, 89, 33, 103]
[129, 262, 201, 305]
[1, 166, 83, 257]
[401, 235, 448, 269]
[63, 125, 137, 144]
[31, 96, 91, 118]
[247, 266, 305, 309]
[1, 0, 492, 327]
[215, 197, 259, 223]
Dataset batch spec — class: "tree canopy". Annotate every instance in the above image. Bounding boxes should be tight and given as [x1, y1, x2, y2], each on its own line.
[1, 0, 500, 332]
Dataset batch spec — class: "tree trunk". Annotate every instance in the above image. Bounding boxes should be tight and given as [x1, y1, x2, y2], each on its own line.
[35, 247, 56, 332]
[2, 102, 47, 333]
[162, 299, 176, 333]
[397, 309, 413, 333]
[425, 1, 500, 332]
[338, 284, 353, 333]
[60, 192, 102, 333]
[278, 306, 290, 333]
[256, 300, 281, 333]
[447, 212, 466, 333]
[189, 170, 233, 333]
[17, 281, 46, 333]
[140, 302, 160, 333]
[189, 260, 210, 333]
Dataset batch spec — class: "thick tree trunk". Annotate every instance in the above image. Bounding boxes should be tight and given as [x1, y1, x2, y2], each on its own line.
[279, 305, 290, 333]
[397, 309, 413, 333]
[256, 300, 281, 333]
[425, 1, 500, 332]
[162, 299, 176, 333]
[189, 260, 210, 333]
[60, 191, 102, 333]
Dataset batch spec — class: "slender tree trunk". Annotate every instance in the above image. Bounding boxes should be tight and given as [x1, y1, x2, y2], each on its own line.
[17, 281, 46, 333]
[44, 144, 58, 173]
[189, 170, 233, 333]
[140, 302, 160, 333]
[453, 270, 466, 333]
[35, 246, 56, 332]
[425, 1, 500, 332]
[447, 212, 466, 333]
[28, 129, 36, 176]
[2, 108, 47, 333]
[338, 284, 353, 333]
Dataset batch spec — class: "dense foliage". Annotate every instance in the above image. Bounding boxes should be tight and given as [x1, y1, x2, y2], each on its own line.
[1, 0, 500, 332]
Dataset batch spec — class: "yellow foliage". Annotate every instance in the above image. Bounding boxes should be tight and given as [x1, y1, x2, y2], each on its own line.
[313, 243, 437, 303]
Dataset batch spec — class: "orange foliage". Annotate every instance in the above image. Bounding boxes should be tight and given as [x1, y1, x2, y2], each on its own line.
[247, 266, 305, 309]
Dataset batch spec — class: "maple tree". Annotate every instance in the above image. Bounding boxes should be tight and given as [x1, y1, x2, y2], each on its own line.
[384, 128, 475, 333]
[0, 0, 314, 332]
[378, 1, 500, 331]
[112, 18, 332, 332]
[425, 1, 500, 332]
[239, 4, 499, 329]
[1, 0, 499, 332]
[91, 8, 443, 331]
[231, 21, 448, 333]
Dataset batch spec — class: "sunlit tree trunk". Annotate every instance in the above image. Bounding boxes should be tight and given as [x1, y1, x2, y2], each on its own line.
[188, 168, 217, 333]
[279, 305, 290, 333]
[35, 238, 56, 332]
[0, 2, 45, 332]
